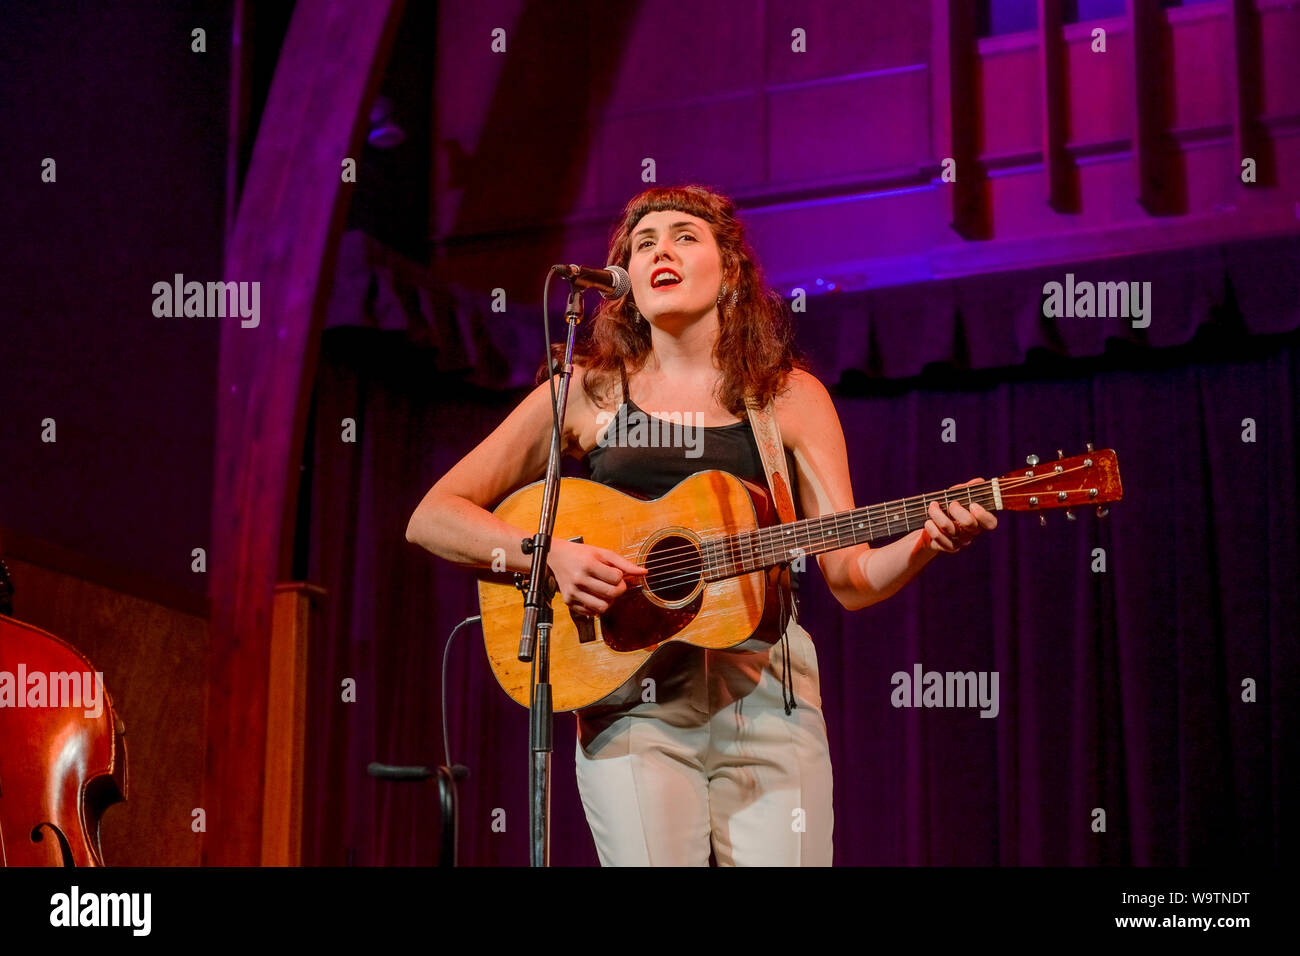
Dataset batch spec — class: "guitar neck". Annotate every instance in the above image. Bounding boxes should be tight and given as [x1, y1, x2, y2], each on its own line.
[703, 480, 1001, 580]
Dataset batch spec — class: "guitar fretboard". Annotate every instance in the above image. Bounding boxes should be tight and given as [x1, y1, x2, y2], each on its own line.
[701, 480, 1000, 580]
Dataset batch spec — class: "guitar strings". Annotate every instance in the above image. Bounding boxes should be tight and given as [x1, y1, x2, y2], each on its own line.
[625, 487, 1004, 593]
[614, 470, 1091, 592]
[618, 488, 1027, 594]
[615, 466, 1091, 573]
[603, 465, 1101, 594]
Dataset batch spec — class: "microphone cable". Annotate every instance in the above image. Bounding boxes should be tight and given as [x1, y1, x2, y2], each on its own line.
[441, 613, 482, 781]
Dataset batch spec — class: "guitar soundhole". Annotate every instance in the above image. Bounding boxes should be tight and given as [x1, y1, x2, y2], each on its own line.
[644, 534, 702, 604]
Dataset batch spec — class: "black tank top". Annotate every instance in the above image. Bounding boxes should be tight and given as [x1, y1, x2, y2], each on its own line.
[581, 363, 805, 718]
[585, 363, 800, 513]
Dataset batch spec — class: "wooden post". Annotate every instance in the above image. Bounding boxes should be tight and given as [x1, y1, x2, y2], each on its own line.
[933, 0, 988, 239]
[1130, 0, 1182, 214]
[1038, 0, 1076, 213]
[260, 583, 325, 866]
[1228, 0, 1267, 189]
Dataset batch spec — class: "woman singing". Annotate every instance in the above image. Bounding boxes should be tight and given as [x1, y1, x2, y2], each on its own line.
[405, 184, 996, 866]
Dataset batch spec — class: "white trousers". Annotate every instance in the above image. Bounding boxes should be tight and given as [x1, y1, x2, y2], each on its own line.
[574, 618, 834, 866]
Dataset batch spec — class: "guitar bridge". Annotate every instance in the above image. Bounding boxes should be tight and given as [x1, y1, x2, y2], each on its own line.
[571, 610, 599, 644]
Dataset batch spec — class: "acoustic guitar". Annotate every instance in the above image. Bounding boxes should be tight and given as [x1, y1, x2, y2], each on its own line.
[478, 448, 1123, 711]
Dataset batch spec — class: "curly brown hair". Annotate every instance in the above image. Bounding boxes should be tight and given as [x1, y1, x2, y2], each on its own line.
[546, 184, 807, 415]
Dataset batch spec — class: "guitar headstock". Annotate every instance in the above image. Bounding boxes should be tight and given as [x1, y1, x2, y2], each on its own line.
[995, 446, 1123, 518]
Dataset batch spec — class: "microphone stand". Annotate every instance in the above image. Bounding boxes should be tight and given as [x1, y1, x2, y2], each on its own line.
[516, 280, 584, 867]
[366, 762, 466, 866]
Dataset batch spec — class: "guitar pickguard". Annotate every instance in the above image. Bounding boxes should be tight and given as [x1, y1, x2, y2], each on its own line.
[599, 586, 703, 653]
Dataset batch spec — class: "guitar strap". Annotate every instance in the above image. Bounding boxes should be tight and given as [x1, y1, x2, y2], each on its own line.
[745, 394, 800, 714]
[745, 397, 797, 525]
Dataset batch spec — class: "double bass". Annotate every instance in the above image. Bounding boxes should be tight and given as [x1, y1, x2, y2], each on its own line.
[0, 559, 127, 866]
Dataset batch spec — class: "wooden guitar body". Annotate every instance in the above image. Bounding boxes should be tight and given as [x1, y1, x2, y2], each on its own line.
[476, 447, 1123, 712]
[477, 470, 790, 712]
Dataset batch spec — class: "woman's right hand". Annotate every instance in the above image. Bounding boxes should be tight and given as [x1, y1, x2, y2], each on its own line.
[546, 538, 647, 615]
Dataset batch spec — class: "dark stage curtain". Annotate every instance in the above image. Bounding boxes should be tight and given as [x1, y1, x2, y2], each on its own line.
[323, 233, 1300, 392]
[300, 238, 1298, 866]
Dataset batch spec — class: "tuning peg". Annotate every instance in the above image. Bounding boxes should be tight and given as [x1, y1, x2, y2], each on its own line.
[1026, 453, 1040, 466]
[1085, 442, 1094, 453]
[1095, 505, 1109, 518]
[1065, 509, 1076, 520]
[1039, 514, 1047, 526]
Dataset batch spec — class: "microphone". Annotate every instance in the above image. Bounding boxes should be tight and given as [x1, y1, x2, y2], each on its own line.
[551, 263, 631, 299]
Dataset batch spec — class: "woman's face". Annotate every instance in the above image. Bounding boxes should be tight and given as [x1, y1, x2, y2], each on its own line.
[626, 210, 724, 325]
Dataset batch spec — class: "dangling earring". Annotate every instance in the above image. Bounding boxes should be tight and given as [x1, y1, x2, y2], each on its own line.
[717, 282, 738, 316]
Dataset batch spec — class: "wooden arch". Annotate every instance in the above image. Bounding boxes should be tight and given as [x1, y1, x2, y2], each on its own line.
[203, 0, 405, 866]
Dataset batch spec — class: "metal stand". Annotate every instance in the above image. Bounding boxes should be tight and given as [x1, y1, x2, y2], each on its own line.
[516, 282, 585, 867]
[366, 762, 464, 866]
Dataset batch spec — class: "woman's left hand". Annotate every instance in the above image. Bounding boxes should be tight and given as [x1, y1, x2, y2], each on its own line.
[922, 478, 998, 554]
